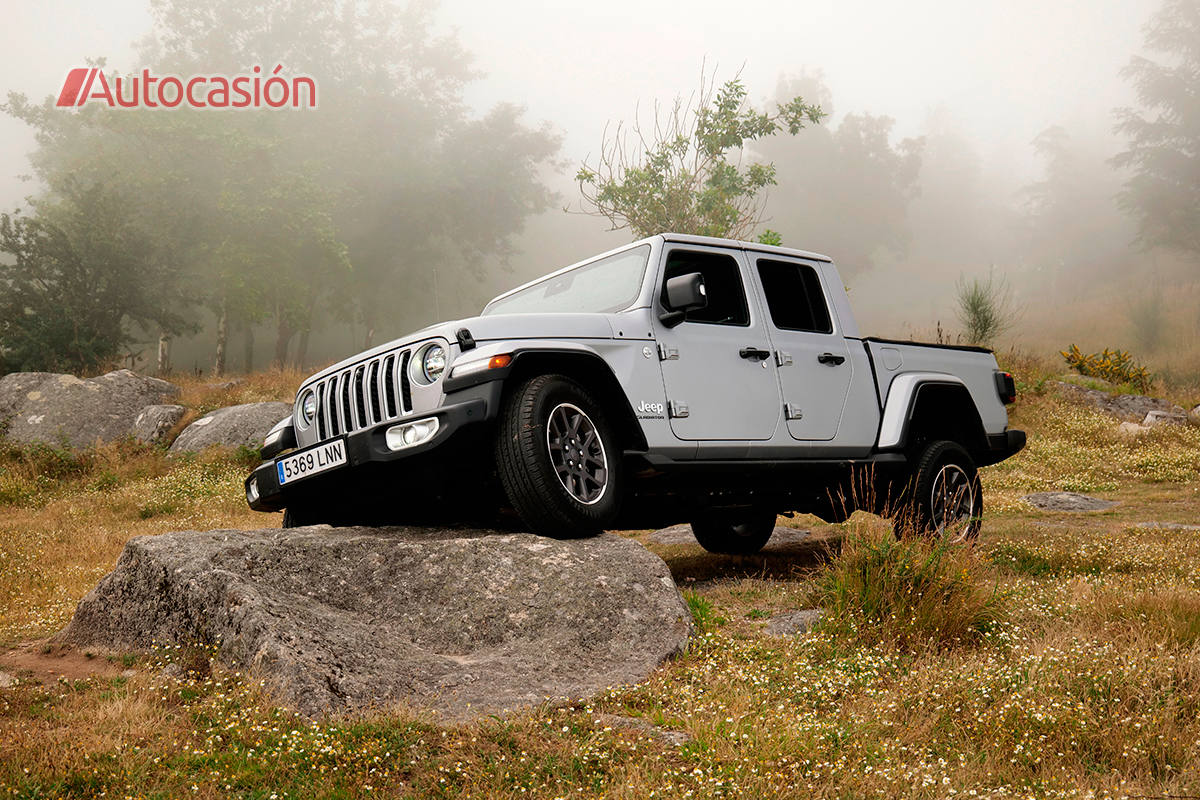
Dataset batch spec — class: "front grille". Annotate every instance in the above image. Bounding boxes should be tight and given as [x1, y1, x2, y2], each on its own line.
[311, 349, 413, 441]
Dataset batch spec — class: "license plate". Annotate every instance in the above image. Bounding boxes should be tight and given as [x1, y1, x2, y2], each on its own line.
[276, 439, 347, 486]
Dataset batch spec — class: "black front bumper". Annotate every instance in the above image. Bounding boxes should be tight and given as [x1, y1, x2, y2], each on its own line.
[245, 394, 493, 512]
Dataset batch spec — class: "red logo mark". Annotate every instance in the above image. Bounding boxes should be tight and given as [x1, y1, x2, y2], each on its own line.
[55, 68, 91, 107]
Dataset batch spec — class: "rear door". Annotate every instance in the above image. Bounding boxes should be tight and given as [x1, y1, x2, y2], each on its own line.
[651, 245, 782, 441]
[751, 256, 854, 441]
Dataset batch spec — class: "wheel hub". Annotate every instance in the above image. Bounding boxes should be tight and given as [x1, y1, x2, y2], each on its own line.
[930, 464, 976, 541]
[546, 403, 608, 505]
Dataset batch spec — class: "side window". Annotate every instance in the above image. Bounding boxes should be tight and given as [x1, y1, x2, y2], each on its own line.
[756, 259, 834, 334]
[661, 250, 749, 326]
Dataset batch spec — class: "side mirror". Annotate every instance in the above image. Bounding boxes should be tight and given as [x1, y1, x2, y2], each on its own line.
[660, 272, 707, 328]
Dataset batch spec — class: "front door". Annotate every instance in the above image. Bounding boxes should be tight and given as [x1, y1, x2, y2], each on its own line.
[651, 246, 782, 441]
[752, 256, 853, 441]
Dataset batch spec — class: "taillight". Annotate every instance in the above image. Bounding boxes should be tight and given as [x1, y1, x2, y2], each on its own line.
[994, 371, 1016, 404]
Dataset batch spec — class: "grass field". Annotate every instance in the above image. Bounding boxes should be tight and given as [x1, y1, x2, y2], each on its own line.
[1, 356, 1199, 798]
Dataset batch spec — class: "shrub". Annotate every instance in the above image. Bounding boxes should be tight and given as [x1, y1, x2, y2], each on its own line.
[1060, 344, 1152, 392]
[815, 526, 1006, 648]
[955, 272, 1016, 346]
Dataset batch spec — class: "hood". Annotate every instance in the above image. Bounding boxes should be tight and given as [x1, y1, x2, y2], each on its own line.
[300, 313, 617, 388]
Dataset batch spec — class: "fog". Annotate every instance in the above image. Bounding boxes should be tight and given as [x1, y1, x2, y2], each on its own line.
[4, 0, 1194, 378]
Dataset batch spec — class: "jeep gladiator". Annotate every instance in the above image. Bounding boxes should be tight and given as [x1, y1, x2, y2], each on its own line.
[246, 233, 1025, 551]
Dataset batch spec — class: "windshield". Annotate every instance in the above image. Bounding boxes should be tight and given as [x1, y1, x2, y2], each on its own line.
[483, 245, 651, 315]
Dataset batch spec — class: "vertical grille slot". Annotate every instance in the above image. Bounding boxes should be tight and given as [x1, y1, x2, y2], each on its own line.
[352, 365, 367, 429]
[326, 378, 340, 437]
[382, 355, 397, 418]
[367, 360, 382, 424]
[316, 381, 327, 440]
[399, 350, 412, 414]
[340, 372, 353, 432]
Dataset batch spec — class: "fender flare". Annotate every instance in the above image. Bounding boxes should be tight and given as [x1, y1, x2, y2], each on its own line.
[877, 373, 986, 452]
[444, 345, 649, 452]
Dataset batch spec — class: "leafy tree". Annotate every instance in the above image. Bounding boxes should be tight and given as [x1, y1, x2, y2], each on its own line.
[0, 184, 188, 373]
[574, 71, 825, 240]
[1022, 126, 1133, 292]
[754, 75, 922, 276]
[3, 0, 559, 375]
[1114, 0, 1200, 260]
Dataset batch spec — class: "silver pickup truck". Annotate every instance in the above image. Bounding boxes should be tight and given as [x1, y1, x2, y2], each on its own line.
[246, 233, 1024, 550]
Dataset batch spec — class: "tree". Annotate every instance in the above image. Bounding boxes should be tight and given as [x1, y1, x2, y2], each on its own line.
[754, 74, 922, 276]
[1114, 0, 1200, 260]
[574, 70, 825, 240]
[0, 184, 188, 374]
[1021, 126, 1134, 295]
[3, 0, 560, 375]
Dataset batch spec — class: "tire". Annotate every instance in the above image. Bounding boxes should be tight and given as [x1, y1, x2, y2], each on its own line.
[495, 374, 623, 538]
[899, 440, 983, 542]
[690, 510, 777, 554]
[281, 507, 307, 528]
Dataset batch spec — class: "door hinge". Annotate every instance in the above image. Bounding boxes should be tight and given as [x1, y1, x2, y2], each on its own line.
[657, 344, 679, 361]
[668, 400, 690, 419]
[775, 350, 793, 367]
[784, 403, 804, 420]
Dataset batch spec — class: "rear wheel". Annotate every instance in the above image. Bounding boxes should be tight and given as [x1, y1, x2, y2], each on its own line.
[899, 440, 983, 542]
[495, 374, 623, 538]
[690, 510, 777, 554]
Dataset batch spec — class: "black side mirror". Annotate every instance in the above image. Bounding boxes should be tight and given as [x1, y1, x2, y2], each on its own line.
[660, 272, 707, 328]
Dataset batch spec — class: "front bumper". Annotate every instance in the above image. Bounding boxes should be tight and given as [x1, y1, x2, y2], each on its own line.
[245, 395, 491, 512]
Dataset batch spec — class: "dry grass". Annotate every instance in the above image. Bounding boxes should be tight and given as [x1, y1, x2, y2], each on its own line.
[1, 355, 1200, 797]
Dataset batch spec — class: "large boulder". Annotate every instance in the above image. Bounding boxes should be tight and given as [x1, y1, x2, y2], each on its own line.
[59, 526, 692, 719]
[131, 404, 187, 445]
[1050, 381, 1184, 421]
[169, 402, 290, 453]
[0, 370, 180, 448]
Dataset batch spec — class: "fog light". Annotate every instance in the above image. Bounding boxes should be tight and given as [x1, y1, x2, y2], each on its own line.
[246, 476, 260, 504]
[385, 417, 440, 451]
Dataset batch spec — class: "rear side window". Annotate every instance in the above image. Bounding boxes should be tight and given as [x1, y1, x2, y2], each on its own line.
[661, 250, 749, 326]
[756, 259, 833, 334]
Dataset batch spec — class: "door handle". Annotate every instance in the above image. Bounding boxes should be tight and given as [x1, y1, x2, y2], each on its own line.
[818, 352, 846, 365]
[739, 347, 771, 361]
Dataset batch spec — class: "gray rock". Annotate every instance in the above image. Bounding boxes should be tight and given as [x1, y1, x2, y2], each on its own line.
[1118, 421, 1153, 436]
[1143, 410, 1187, 426]
[1050, 381, 1184, 422]
[1133, 522, 1200, 531]
[59, 526, 692, 719]
[169, 402, 290, 453]
[0, 370, 180, 449]
[0, 670, 14, 688]
[0, 372, 56, 424]
[592, 713, 691, 746]
[1023, 492, 1118, 512]
[765, 608, 824, 637]
[131, 404, 187, 445]
[648, 524, 810, 550]
[1190, 405, 1200, 421]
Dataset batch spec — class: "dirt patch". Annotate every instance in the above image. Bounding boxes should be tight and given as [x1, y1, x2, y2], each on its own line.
[0, 640, 134, 685]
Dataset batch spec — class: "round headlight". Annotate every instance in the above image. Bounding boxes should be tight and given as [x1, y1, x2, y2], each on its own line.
[422, 345, 446, 382]
[300, 389, 317, 426]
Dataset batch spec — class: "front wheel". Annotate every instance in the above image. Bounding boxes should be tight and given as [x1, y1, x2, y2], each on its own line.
[495, 374, 623, 538]
[690, 511, 777, 554]
[899, 440, 983, 543]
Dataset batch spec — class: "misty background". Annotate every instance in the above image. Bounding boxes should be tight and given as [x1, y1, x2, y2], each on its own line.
[1, 0, 1195, 379]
